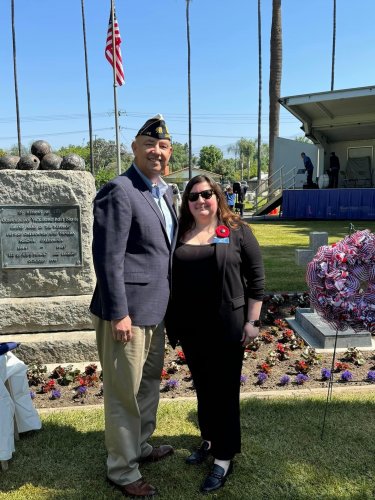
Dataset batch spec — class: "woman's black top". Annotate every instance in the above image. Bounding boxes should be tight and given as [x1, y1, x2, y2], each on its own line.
[172, 242, 219, 337]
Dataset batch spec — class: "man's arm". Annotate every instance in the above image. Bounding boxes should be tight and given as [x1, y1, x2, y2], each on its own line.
[92, 181, 132, 321]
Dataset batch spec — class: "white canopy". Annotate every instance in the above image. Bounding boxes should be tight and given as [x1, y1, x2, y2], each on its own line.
[279, 85, 375, 144]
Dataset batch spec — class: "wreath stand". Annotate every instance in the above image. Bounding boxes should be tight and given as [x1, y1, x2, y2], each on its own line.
[320, 327, 339, 440]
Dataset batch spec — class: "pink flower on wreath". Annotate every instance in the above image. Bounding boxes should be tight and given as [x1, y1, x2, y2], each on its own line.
[216, 225, 230, 238]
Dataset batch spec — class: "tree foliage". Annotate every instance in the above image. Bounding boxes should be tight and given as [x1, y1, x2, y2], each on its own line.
[294, 136, 313, 144]
[56, 138, 133, 174]
[170, 142, 189, 171]
[56, 144, 91, 165]
[9, 144, 28, 156]
[227, 138, 269, 179]
[198, 145, 223, 172]
[94, 166, 118, 189]
[215, 158, 236, 179]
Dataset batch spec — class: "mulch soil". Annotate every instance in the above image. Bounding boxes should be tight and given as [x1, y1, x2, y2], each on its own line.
[29, 294, 375, 409]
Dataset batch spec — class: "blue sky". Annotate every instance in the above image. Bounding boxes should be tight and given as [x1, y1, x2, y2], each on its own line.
[1, 0, 375, 157]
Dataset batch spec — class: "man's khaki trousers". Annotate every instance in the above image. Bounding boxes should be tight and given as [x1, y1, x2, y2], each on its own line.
[92, 315, 165, 486]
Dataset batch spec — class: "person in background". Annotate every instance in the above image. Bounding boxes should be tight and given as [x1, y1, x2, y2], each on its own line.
[166, 175, 265, 494]
[328, 152, 341, 188]
[225, 186, 235, 211]
[170, 183, 182, 215]
[90, 115, 177, 498]
[301, 152, 314, 187]
[232, 182, 245, 217]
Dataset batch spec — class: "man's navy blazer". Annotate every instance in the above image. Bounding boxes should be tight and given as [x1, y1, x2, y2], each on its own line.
[90, 165, 178, 326]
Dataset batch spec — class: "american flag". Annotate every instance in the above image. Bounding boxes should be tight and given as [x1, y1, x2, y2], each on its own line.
[105, 10, 125, 86]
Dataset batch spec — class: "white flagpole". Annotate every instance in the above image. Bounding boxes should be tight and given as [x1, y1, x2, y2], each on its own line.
[111, 0, 121, 175]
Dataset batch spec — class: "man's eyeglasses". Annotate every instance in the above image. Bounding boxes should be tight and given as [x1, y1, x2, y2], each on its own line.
[187, 189, 214, 202]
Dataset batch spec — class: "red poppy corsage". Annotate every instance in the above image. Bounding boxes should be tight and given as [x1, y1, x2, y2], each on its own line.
[216, 225, 230, 238]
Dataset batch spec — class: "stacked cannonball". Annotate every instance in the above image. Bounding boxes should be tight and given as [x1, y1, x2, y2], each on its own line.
[0, 140, 85, 171]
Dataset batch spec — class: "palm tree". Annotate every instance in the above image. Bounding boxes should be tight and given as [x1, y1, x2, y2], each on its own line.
[268, 0, 282, 179]
[257, 0, 262, 186]
[331, 0, 336, 91]
[186, 0, 192, 179]
[11, 0, 22, 156]
[228, 139, 255, 179]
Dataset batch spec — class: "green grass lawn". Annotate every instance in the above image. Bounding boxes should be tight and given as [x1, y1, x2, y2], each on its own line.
[1, 394, 375, 499]
[248, 220, 375, 292]
[2, 220, 375, 499]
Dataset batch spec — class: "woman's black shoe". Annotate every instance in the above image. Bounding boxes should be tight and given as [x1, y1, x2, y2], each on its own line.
[200, 462, 233, 493]
[185, 441, 211, 465]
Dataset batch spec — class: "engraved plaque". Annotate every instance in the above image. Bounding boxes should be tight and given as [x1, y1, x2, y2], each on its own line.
[0, 205, 82, 269]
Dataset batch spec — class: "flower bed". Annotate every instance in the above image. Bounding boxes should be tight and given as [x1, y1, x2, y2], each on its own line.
[30, 294, 375, 409]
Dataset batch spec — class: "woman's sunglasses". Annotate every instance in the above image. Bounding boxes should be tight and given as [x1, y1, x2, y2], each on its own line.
[187, 189, 214, 202]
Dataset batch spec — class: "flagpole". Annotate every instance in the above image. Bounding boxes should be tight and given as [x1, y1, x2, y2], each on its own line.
[81, 0, 94, 175]
[11, 0, 22, 156]
[111, 0, 121, 175]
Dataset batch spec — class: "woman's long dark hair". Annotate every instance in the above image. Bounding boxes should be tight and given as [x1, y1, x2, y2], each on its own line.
[178, 175, 243, 238]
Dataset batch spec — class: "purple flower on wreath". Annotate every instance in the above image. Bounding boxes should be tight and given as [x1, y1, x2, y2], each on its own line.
[30, 390, 36, 400]
[279, 375, 290, 386]
[240, 375, 248, 385]
[50, 389, 61, 400]
[321, 368, 331, 380]
[366, 371, 375, 382]
[165, 379, 179, 390]
[257, 372, 268, 385]
[295, 373, 309, 385]
[341, 370, 353, 382]
[76, 385, 87, 395]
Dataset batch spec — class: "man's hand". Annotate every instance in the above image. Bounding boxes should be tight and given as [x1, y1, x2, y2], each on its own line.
[111, 316, 133, 342]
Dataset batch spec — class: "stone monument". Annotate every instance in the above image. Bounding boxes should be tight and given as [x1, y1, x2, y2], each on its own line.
[0, 170, 98, 364]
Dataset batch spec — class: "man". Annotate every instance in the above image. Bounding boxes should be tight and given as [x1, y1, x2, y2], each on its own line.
[301, 152, 314, 187]
[328, 151, 340, 188]
[232, 182, 245, 217]
[90, 115, 177, 497]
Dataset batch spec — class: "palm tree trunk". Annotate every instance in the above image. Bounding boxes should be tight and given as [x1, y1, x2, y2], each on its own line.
[186, 1, 192, 179]
[257, 0, 262, 186]
[331, 0, 336, 91]
[11, 0, 22, 156]
[268, 0, 282, 179]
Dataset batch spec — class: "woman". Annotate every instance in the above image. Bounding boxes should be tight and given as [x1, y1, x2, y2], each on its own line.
[166, 175, 265, 494]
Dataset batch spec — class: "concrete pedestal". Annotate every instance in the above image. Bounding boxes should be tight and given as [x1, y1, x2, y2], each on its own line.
[287, 308, 373, 350]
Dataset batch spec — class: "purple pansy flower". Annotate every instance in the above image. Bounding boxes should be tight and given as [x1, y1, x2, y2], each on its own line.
[257, 372, 268, 385]
[341, 370, 353, 382]
[50, 389, 61, 400]
[279, 375, 290, 386]
[165, 379, 179, 390]
[295, 373, 309, 385]
[321, 368, 331, 380]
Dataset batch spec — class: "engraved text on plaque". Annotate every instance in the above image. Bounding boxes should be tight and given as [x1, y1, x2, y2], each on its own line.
[0, 205, 82, 269]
